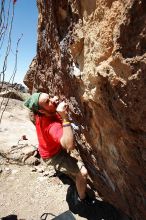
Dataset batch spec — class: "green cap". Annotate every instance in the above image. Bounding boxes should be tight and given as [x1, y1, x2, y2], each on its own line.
[24, 92, 41, 112]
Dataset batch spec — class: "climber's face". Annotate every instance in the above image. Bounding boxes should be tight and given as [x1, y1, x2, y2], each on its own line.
[38, 93, 59, 114]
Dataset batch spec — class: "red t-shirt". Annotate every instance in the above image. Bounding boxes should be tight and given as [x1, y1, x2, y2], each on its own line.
[35, 113, 63, 159]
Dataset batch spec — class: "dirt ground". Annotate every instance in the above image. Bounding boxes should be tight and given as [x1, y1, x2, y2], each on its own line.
[0, 98, 85, 220]
[0, 97, 131, 220]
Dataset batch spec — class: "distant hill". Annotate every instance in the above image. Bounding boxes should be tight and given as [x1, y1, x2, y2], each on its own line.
[0, 82, 29, 101]
[0, 81, 28, 93]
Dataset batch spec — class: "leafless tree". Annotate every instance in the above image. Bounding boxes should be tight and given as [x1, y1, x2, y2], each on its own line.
[0, 0, 22, 123]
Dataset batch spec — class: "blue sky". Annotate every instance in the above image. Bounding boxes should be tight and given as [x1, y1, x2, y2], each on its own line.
[0, 0, 38, 84]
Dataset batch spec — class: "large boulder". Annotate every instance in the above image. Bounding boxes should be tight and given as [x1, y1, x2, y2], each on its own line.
[24, 1, 146, 219]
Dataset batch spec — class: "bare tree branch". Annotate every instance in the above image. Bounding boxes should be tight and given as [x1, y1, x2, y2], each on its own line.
[0, 0, 22, 123]
[0, 34, 22, 123]
[0, 0, 15, 86]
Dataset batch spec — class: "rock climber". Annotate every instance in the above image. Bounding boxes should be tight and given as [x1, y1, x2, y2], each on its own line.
[24, 92, 95, 205]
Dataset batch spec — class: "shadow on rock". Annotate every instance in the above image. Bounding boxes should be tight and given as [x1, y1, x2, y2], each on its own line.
[1, 215, 18, 220]
[66, 185, 132, 220]
[56, 171, 132, 220]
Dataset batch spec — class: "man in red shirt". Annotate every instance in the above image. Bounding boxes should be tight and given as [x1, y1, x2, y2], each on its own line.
[24, 92, 95, 205]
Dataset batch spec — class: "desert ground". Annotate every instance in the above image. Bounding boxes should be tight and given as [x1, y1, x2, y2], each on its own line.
[0, 96, 130, 220]
[0, 97, 85, 220]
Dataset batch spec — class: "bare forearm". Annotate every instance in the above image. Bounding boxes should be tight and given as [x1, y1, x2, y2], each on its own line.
[60, 115, 74, 150]
[57, 102, 74, 150]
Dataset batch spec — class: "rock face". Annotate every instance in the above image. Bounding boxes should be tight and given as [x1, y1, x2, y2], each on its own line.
[24, 1, 146, 219]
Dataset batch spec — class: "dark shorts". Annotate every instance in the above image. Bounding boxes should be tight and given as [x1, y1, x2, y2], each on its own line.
[42, 149, 83, 175]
